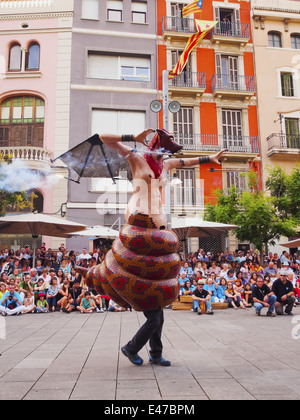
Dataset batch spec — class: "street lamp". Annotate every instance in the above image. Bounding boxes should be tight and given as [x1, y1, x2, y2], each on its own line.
[150, 69, 181, 229]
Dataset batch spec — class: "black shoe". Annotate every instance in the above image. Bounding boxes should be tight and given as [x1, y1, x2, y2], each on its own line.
[285, 311, 293, 316]
[197, 307, 202, 315]
[121, 346, 143, 366]
[266, 311, 276, 317]
[149, 355, 171, 366]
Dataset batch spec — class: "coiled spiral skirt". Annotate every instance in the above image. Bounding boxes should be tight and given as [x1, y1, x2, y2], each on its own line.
[84, 213, 181, 311]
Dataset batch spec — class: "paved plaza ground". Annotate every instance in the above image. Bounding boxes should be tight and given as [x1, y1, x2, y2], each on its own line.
[0, 305, 299, 401]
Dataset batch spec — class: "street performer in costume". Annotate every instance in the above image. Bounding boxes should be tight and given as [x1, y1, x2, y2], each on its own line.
[77, 128, 225, 366]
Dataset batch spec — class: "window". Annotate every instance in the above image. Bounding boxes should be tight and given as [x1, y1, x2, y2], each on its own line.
[131, 1, 147, 23]
[82, 0, 99, 20]
[291, 34, 300, 50]
[213, 6, 241, 37]
[174, 169, 195, 206]
[107, 0, 123, 21]
[8, 43, 21, 71]
[215, 54, 239, 89]
[92, 109, 145, 135]
[26, 42, 40, 70]
[88, 53, 150, 81]
[173, 107, 194, 149]
[281, 72, 294, 97]
[268, 31, 282, 48]
[285, 118, 300, 148]
[0, 96, 45, 147]
[222, 109, 244, 149]
[226, 171, 246, 191]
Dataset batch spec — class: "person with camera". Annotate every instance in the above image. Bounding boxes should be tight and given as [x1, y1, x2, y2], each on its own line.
[0, 281, 26, 316]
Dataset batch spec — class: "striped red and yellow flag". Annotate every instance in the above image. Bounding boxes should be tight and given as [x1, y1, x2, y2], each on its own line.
[182, 0, 203, 18]
[169, 20, 218, 79]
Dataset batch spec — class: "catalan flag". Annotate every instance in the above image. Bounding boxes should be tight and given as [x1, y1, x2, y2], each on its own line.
[169, 20, 218, 79]
[182, 0, 203, 18]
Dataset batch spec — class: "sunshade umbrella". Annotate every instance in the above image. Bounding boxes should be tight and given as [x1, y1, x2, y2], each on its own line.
[0, 213, 87, 266]
[279, 238, 300, 248]
[171, 216, 239, 259]
[68, 225, 119, 240]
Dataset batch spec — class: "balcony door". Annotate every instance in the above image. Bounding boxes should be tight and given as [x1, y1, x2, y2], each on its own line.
[173, 168, 195, 206]
[173, 107, 194, 149]
[222, 109, 243, 149]
[214, 6, 241, 36]
[285, 118, 300, 148]
[216, 54, 238, 89]
[171, 50, 192, 86]
[170, 3, 190, 31]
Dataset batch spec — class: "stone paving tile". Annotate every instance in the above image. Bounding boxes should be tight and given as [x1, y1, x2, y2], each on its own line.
[0, 382, 35, 400]
[0, 367, 45, 382]
[158, 378, 207, 398]
[70, 379, 116, 400]
[197, 378, 255, 400]
[24, 388, 72, 400]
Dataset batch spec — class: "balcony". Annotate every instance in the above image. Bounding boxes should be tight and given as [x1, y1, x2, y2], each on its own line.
[173, 133, 259, 154]
[0, 146, 52, 162]
[162, 16, 197, 40]
[212, 74, 255, 100]
[267, 133, 300, 159]
[168, 72, 206, 97]
[211, 22, 250, 46]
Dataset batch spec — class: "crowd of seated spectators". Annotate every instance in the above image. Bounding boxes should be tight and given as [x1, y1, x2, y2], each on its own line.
[178, 248, 300, 316]
[0, 243, 299, 317]
[0, 243, 127, 316]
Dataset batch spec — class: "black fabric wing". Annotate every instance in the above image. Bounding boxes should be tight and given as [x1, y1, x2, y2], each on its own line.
[56, 134, 132, 182]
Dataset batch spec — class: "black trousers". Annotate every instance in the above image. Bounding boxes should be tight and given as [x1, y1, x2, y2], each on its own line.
[126, 308, 164, 360]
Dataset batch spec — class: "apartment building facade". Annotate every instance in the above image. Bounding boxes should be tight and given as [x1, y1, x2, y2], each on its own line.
[0, 0, 73, 250]
[66, 0, 159, 250]
[157, 0, 260, 251]
[251, 0, 300, 187]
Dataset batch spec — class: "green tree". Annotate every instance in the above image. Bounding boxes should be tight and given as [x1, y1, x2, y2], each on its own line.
[266, 165, 300, 222]
[204, 171, 298, 262]
[0, 153, 31, 216]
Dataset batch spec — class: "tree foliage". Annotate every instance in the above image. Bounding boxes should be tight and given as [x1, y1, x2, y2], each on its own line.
[0, 154, 32, 217]
[204, 169, 299, 259]
[266, 165, 300, 221]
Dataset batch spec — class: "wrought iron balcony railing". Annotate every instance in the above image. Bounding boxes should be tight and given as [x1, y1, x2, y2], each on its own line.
[173, 134, 259, 154]
[267, 133, 300, 151]
[211, 22, 250, 39]
[169, 72, 206, 89]
[162, 16, 197, 34]
[212, 74, 255, 93]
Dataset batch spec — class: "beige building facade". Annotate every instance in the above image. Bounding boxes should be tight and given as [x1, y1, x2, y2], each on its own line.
[251, 0, 300, 187]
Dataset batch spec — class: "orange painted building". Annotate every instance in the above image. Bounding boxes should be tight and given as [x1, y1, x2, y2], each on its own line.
[156, 0, 260, 250]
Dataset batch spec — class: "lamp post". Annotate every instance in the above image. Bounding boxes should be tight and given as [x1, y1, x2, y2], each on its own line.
[150, 69, 181, 229]
[163, 70, 172, 229]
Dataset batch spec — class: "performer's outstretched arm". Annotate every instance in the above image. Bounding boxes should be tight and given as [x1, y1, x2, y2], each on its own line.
[165, 149, 226, 171]
[99, 129, 154, 159]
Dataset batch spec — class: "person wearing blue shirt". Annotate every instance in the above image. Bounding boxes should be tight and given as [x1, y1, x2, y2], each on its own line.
[224, 269, 237, 283]
[0, 282, 25, 316]
[216, 277, 227, 303]
[203, 277, 219, 302]
[179, 262, 193, 279]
